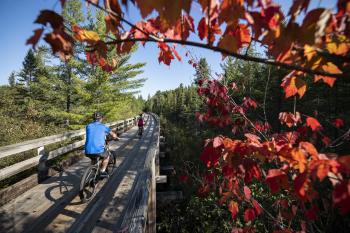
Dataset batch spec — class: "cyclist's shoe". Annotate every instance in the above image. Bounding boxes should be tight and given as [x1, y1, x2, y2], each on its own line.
[99, 171, 109, 179]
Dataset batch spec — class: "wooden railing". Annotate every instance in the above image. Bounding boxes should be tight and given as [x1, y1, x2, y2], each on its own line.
[0, 116, 138, 182]
[119, 113, 160, 233]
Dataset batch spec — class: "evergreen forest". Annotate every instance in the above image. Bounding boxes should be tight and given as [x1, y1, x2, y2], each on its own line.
[0, 0, 145, 147]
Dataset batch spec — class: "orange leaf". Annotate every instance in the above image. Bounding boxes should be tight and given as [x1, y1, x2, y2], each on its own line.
[157, 43, 174, 65]
[322, 62, 342, 75]
[299, 141, 318, 160]
[170, 46, 182, 61]
[228, 200, 239, 219]
[72, 26, 100, 44]
[306, 117, 322, 131]
[279, 112, 301, 128]
[326, 35, 350, 55]
[310, 159, 340, 181]
[105, 15, 121, 35]
[303, 44, 316, 61]
[217, 34, 238, 55]
[157, 0, 191, 26]
[300, 9, 331, 45]
[219, 0, 244, 25]
[26, 28, 44, 49]
[314, 75, 336, 87]
[134, 0, 157, 18]
[281, 71, 307, 98]
[44, 30, 74, 60]
[291, 148, 307, 173]
[197, 17, 221, 44]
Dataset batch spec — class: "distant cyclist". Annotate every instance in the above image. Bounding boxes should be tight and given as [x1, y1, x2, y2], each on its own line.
[85, 112, 119, 178]
[137, 113, 144, 136]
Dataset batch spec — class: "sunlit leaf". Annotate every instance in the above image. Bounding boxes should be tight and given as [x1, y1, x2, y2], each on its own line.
[306, 117, 322, 131]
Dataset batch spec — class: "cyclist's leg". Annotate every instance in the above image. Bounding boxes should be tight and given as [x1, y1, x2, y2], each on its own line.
[100, 151, 110, 172]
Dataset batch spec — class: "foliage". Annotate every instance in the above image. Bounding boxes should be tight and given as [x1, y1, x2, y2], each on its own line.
[28, 0, 350, 232]
[157, 193, 234, 233]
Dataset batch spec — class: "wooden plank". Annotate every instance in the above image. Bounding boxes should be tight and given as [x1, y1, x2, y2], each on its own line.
[117, 113, 159, 233]
[0, 140, 85, 181]
[0, 156, 40, 181]
[156, 175, 167, 184]
[0, 129, 85, 159]
[160, 165, 174, 171]
[48, 140, 85, 160]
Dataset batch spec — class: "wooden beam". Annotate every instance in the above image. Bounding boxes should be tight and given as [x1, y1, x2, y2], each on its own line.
[156, 175, 167, 184]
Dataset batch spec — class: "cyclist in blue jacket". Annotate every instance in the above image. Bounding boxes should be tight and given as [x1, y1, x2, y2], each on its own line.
[85, 112, 119, 178]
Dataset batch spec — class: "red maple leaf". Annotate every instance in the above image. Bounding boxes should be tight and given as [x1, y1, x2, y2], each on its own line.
[252, 199, 263, 215]
[200, 143, 221, 168]
[244, 208, 256, 222]
[244, 186, 252, 200]
[332, 118, 344, 128]
[306, 117, 322, 131]
[265, 169, 289, 193]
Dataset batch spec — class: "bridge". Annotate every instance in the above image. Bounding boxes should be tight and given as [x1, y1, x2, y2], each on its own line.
[0, 113, 163, 233]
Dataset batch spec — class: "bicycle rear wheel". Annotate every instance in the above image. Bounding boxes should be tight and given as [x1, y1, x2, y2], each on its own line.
[79, 166, 98, 202]
[106, 152, 116, 175]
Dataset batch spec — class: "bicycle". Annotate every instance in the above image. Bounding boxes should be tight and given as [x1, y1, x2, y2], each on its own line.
[138, 126, 143, 138]
[79, 139, 117, 203]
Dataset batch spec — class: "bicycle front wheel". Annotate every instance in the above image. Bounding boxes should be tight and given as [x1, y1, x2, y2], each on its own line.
[79, 166, 98, 202]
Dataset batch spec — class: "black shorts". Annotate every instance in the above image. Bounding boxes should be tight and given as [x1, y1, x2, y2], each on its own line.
[85, 150, 109, 160]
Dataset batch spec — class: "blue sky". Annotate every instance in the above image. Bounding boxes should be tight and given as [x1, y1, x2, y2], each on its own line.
[0, 0, 335, 98]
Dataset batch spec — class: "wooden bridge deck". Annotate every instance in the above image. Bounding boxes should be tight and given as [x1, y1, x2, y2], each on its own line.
[0, 115, 157, 233]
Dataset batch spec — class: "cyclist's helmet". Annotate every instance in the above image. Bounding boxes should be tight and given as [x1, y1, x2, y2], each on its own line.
[93, 111, 103, 121]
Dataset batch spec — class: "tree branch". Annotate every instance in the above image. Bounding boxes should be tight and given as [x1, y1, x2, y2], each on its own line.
[105, 37, 347, 79]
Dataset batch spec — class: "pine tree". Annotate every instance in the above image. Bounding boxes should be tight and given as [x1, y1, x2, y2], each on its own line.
[18, 49, 38, 87]
[8, 71, 16, 87]
[194, 58, 210, 84]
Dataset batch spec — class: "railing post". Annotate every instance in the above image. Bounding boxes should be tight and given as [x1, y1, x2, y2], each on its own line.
[147, 154, 156, 233]
[37, 146, 48, 182]
[155, 149, 160, 176]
